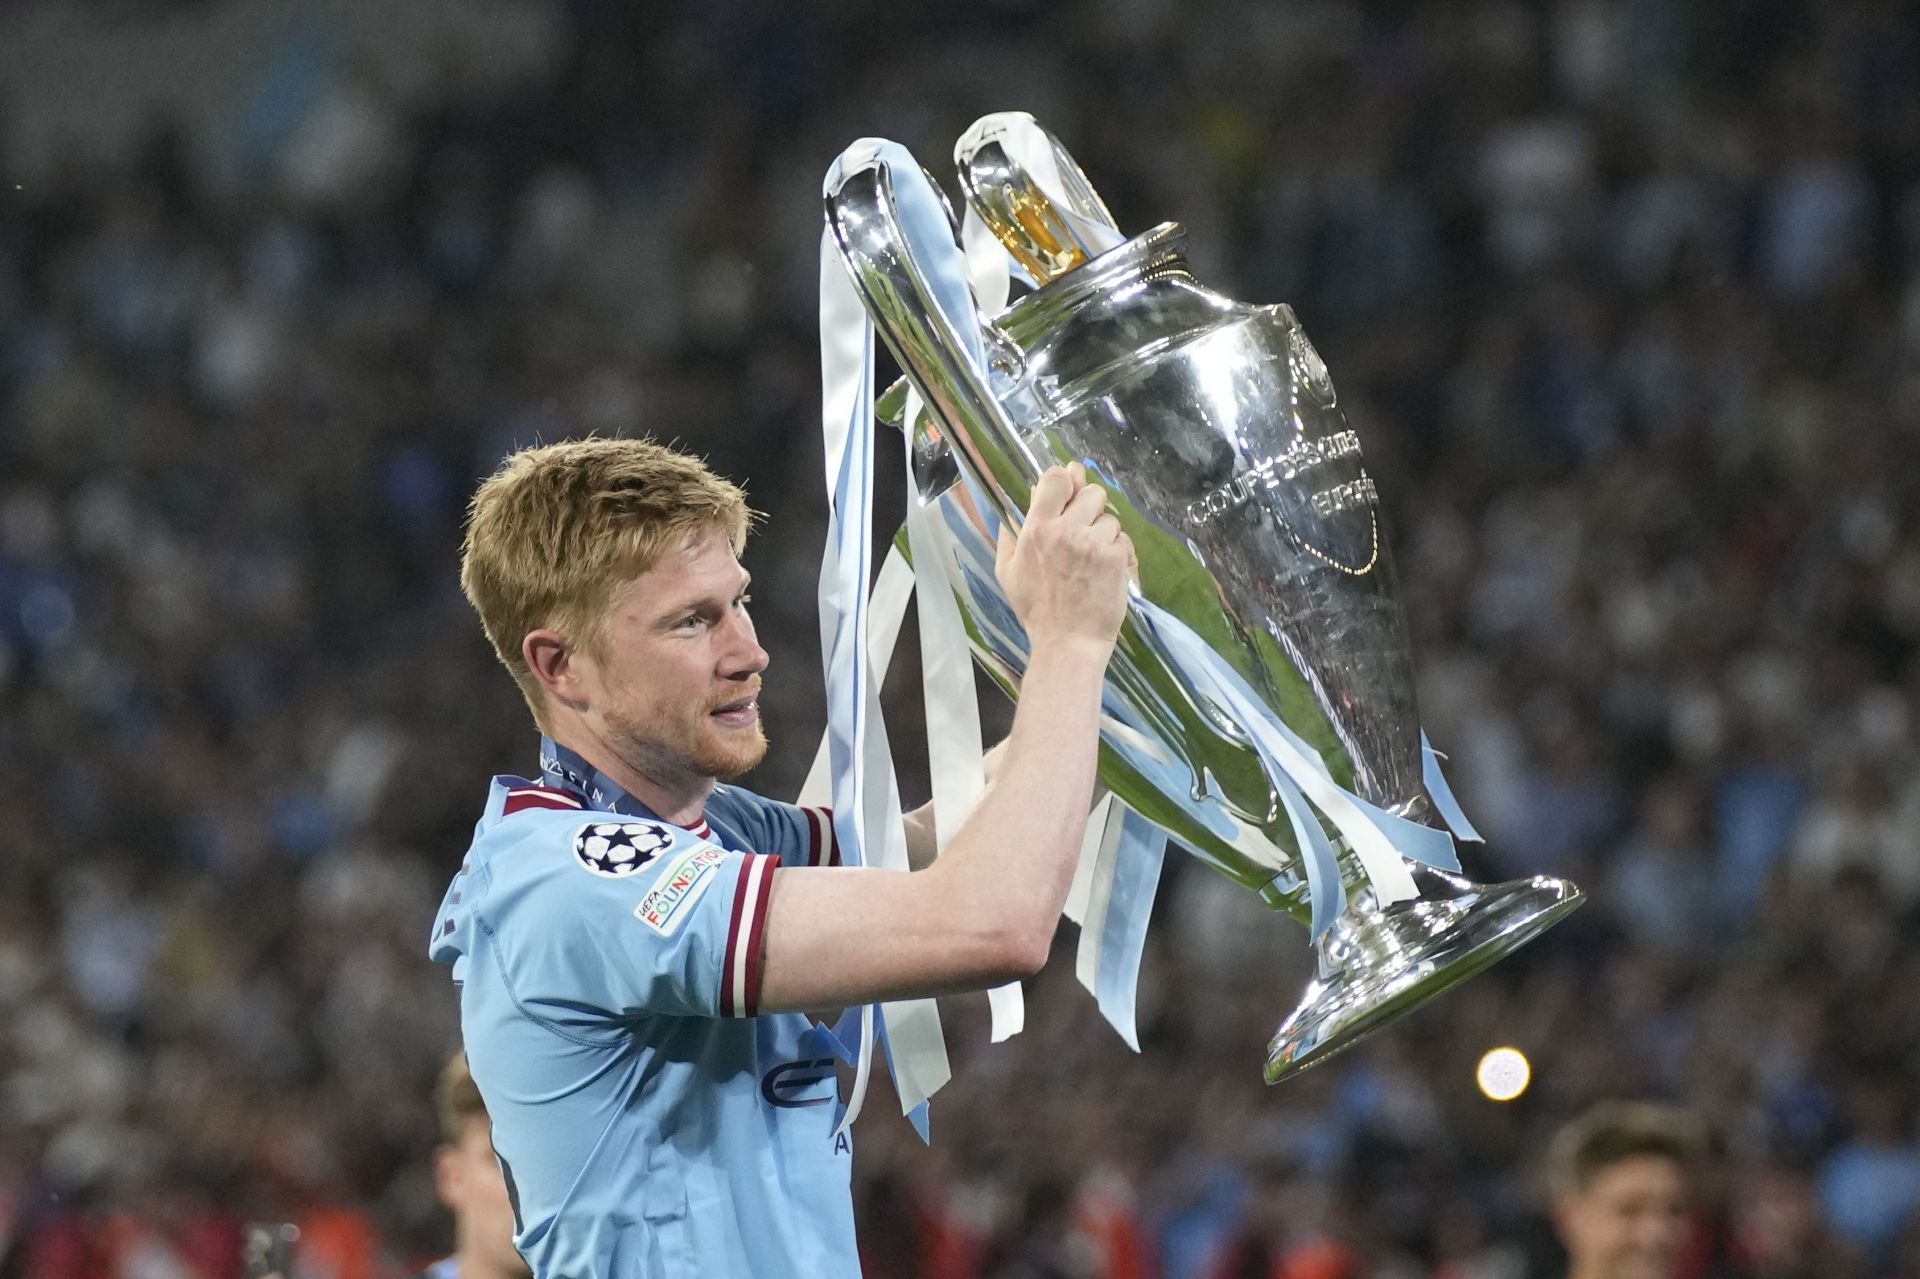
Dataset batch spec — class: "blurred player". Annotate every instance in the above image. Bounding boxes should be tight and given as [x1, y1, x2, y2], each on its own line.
[1549, 1101, 1705, 1279]
[430, 440, 1134, 1277]
[418, 1052, 529, 1279]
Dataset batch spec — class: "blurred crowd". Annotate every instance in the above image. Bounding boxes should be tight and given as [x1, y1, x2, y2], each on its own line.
[2, 0, 1919, 1276]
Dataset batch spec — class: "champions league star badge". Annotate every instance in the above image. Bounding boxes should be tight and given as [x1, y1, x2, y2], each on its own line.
[572, 822, 675, 878]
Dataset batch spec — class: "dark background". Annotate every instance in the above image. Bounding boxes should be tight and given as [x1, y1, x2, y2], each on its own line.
[0, 1, 1916, 1276]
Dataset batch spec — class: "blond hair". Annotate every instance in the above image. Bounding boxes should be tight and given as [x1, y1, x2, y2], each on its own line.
[460, 438, 753, 724]
[435, 1051, 488, 1144]
[1548, 1101, 1706, 1199]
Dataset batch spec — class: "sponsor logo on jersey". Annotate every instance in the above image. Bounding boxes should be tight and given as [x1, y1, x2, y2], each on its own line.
[760, 1058, 837, 1109]
[572, 822, 675, 878]
[635, 845, 726, 935]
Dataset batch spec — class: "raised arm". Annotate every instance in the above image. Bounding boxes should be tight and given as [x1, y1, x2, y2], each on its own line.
[758, 464, 1134, 1011]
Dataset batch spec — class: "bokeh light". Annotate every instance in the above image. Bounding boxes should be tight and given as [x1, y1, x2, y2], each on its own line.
[1476, 1047, 1532, 1102]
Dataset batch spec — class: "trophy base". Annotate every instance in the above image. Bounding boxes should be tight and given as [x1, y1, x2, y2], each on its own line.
[1263, 867, 1583, 1083]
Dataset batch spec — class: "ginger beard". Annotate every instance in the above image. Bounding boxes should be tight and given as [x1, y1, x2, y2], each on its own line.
[603, 681, 768, 783]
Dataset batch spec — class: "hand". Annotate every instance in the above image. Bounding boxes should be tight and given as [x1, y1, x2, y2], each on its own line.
[994, 463, 1136, 657]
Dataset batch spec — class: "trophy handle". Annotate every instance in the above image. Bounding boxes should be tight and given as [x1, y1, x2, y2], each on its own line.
[824, 152, 1040, 529]
[955, 111, 1125, 281]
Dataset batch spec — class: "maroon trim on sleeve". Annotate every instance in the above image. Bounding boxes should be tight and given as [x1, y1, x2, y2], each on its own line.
[719, 854, 782, 1017]
[740, 858, 780, 1018]
[800, 806, 837, 867]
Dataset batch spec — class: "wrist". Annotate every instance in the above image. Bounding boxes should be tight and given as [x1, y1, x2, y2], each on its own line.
[1025, 632, 1116, 677]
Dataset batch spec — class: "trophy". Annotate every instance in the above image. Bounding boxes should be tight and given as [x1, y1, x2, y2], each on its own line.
[822, 116, 1581, 1083]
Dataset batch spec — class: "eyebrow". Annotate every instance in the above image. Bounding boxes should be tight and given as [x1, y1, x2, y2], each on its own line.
[652, 573, 753, 625]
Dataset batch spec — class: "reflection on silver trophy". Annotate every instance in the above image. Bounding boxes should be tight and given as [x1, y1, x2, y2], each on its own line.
[824, 116, 1582, 1082]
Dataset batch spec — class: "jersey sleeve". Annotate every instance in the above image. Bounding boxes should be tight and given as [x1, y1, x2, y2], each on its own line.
[708, 786, 838, 868]
[478, 816, 781, 1024]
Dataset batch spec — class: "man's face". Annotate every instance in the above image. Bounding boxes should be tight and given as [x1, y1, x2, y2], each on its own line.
[434, 1120, 529, 1277]
[580, 528, 769, 784]
[1556, 1155, 1691, 1279]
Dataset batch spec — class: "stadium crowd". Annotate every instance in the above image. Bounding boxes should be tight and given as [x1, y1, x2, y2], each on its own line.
[2, 0, 1919, 1276]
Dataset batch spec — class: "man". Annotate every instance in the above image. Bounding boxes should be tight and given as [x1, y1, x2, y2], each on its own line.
[1549, 1102, 1706, 1279]
[429, 439, 1134, 1277]
[418, 1052, 530, 1279]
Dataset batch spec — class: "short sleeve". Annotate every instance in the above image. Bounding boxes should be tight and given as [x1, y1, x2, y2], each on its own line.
[708, 787, 838, 868]
[479, 818, 782, 1024]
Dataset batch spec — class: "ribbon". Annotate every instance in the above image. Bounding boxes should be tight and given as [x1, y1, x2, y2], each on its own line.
[1135, 603, 1462, 938]
[816, 190, 881, 1135]
[901, 403, 1024, 1041]
[799, 548, 914, 809]
[817, 138, 997, 1133]
[1422, 732, 1484, 844]
[1066, 796, 1166, 1051]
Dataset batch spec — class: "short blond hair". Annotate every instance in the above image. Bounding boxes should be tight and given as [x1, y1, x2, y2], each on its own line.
[435, 1051, 488, 1144]
[1548, 1101, 1705, 1199]
[461, 438, 753, 723]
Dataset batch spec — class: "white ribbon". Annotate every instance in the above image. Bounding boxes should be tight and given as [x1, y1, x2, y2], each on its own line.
[904, 404, 1025, 1042]
[799, 549, 914, 809]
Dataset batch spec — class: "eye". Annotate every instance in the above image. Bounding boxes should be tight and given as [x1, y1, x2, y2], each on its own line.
[675, 614, 705, 630]
[734, 593, 752, 609]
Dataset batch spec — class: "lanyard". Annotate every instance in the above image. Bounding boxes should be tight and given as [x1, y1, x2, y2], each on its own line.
[537, 735, 657, 820]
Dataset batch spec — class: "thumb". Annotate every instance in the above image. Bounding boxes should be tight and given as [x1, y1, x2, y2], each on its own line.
[995, 525, 1017, 579]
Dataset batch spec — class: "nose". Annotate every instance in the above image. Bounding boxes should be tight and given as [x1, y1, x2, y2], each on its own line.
[717, 609, 768, 679]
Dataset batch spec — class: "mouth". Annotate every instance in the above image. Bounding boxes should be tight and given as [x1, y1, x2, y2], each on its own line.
[709, 695, 760, 729]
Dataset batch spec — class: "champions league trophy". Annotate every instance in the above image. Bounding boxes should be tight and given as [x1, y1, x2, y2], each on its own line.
[821, 116, 1582, 1083]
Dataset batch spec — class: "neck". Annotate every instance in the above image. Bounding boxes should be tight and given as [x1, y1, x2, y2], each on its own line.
[549, 725, 716, 825]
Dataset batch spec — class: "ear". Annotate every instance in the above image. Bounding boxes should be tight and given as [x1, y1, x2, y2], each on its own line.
[524, 629, 590, 712]
[433, 1143, 464, 1211]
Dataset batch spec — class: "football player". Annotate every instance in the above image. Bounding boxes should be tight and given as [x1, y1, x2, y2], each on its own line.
[430, 439, 1133, 1277]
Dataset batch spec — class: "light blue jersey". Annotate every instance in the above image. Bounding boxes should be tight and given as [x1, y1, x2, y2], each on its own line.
[428, 741, 855, 1279]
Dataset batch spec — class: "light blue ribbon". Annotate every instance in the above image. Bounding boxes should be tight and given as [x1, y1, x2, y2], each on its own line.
[1134, 601, 1461, 939]
[1092, 806, 1167, 1052]
[819, 139, 994, 1137]
[1421, 732, 1484, 843]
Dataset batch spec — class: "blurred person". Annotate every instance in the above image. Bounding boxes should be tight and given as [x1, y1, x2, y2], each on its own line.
[1605, 779, 1723, 956]
[1816, 1070, 1920, 1265]
[1548, 1102, 1703, 1279]
[1200, 1155, 1415, 1279]
[431, 440, 1134, 1278]
[421, 1052, 528, 1279]
[1199, 1148, 1311, 1279]
[1789, 761, 1920, 906]
[1727, 1162, 1868, 1279]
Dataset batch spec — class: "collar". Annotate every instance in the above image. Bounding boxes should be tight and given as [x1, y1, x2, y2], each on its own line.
[537, 736, 712, 837]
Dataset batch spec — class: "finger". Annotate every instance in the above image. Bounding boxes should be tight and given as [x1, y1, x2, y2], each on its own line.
[1062, 481, 1109, 525]
[1026, 466, 1074, 521]
[1066, 460, 1087, 490]
[1091, 512, 1124, 543]
[995, 525, 1017, 576]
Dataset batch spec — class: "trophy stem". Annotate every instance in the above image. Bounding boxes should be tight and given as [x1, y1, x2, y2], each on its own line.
[1264, 866, 1584, 1083]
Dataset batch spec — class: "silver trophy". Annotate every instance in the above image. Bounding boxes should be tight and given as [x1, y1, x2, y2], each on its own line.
[824, 117, 1581, 1082]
